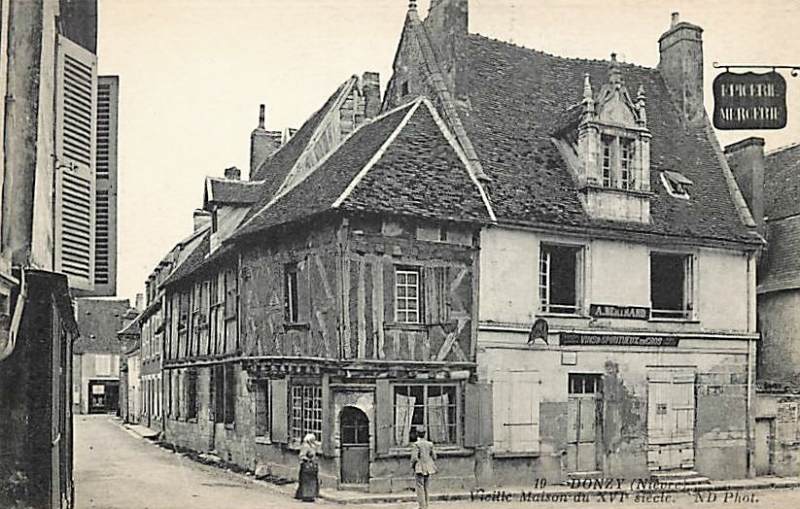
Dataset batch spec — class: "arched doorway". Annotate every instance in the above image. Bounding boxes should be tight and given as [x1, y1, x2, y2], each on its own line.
[340, 406, 370, 484]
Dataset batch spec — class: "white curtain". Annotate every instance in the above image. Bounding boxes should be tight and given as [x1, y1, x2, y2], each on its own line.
[395, 395, 416, 446]
[427, 393, 450, 443]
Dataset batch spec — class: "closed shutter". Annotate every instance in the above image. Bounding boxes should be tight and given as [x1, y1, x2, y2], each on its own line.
[55, 35, 97, 290]
[321, 374, 333, 456]
[493, 370, 539, 453]
[375, 378, 392, 454]
[464, 382, 493, 447]
[424, 267, 448, 324]
[271, 378, 288, 443]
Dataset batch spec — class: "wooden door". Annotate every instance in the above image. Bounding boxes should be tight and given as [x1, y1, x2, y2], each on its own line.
[340, 407, 370, 484]
[754, 418, 774, 476]
[647, 370, 695, 470]
[566, 374, 602, 472]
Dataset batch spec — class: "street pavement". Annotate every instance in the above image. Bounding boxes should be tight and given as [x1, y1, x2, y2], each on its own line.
[73, 414, 407, 509]
[74, 414, 800, 509]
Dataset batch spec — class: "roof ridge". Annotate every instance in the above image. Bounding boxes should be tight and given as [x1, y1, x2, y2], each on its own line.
[332, 98, 424, 208]
[468, 32, 659, 72]
[766, 141, 800, 157]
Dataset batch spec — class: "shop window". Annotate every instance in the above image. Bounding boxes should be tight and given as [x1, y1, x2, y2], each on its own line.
[568, 373, 603, 394]
[393, 384, 457, 446]
[650, 252, 694, 320]
[290, 384, 322, 443]
[395, 267, 421, 323]
[255, 381, 271, 439]
[284, 263, 299, 323]
[539, 243, 583, 314]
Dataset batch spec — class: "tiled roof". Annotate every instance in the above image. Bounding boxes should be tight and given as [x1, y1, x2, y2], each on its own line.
[457, 34, 758, 244]
[232, 99, 491, 240]
[765, 143, 800, 220]
[242, 82, 349, 221]
[206, 177, 264, 205]
[161, 230, 211, 288]
[74, 298, 134, 354]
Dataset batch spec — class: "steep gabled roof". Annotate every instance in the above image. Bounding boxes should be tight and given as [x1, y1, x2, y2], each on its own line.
[765, 143, 800, 221]
[457, 34, 757, 245]
[205, 177, 264, 206]
[231, 98, 493, 240]
[160, 228, 211, 288]
[73, 298, 134, 354]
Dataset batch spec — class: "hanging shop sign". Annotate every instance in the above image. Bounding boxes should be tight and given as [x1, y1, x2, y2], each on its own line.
[589, 304, 649, 320]
[560, 332, 679, 348]
[713, 71, 787, 130]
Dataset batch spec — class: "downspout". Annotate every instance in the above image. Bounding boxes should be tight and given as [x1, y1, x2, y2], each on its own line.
[0, 267, 25, 361]
[745, 250, 757, 477]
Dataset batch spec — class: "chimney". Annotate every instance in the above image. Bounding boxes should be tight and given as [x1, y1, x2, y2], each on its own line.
[362, 72, 381, 119]
[658, 12, 705, 126]
[725, 137, 765, 230]
[193, 209, 212, 231]
[426, 0, 468, 37]
[135, 292, 144, 312]
[249, 104, 281, 179]
[224, 166, 241, 180]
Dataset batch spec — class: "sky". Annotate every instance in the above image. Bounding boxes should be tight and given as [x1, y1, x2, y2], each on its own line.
[96, 0, 800, 303]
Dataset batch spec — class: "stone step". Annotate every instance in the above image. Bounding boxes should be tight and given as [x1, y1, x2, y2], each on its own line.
[566, 470, 604, 479]
[651, 469, 701, 479]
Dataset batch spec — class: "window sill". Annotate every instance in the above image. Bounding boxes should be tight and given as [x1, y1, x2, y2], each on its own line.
[381, 446, 469, 458]
[384, 322, 427, 332]
[538, 312, 588, 319]
[284, 322, 310, 331]
[649, 317, 699, 324]
[255, 436, 272, 445]
[493, 451, 541, 459]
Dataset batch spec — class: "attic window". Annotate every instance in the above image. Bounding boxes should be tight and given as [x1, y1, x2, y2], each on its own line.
[660, 171, 692, 200]
[400, 81, 409, 97]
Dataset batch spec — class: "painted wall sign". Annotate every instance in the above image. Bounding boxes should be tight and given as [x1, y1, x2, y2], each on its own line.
[713, 71, 787, 130]
[560, 332, 679, 347]
[589, 304, 649, 320]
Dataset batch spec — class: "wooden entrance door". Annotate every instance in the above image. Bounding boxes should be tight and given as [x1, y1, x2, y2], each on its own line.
[647, 370, 695, 470]
[340, 407, 370, 484]
[754, 418, 774, 476]
[566, 374, 602, 473]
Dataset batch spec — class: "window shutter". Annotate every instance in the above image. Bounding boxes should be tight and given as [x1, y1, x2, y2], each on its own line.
[271, 378, 289, 443]
[321, 374, 333, 456]
[464, 382, 493, 447]
[375, 378, 392, 454]
[54, 35, 97, 290]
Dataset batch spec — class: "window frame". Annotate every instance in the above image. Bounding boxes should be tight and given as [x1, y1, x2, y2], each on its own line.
[649, 251, 695, 321]
[290, 383, 322, 445]
[394, 266, 422, 324]
[254, 380, 271, 441]
[185, 368, 198, 421]
[599, 134, 636, 191]
[538, 242, 585, 316]
[284, 263, 299, 323]
[391, 382, 460, 447]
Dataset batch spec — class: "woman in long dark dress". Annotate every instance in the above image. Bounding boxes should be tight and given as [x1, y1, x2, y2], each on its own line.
[295, 433, 320, 502]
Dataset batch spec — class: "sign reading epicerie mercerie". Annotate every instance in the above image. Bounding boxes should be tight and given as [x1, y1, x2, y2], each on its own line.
[713, 71, 787, 130]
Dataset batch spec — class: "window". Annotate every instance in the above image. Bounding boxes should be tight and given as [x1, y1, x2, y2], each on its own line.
[539, 244, 582, 315]
[569, 373, 603, 394]
[599, 135, 635, 190]
[224, 364, 236, 425]
[400, 80, 409, 97]
[290, 384, 322, 443]
[186, 369, 198, 420]
[284, 264, 299, 323]
[650, 252, 694, 320]
[393, 384, 457, 446]
[660, 170, 692, 199]
[212, 365, 224, 422]
[255, 381, 271, 438]
[395, 268, 421, 323]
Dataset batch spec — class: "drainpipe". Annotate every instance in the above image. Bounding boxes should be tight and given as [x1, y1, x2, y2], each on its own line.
[0, 267, 25, 362]
[745, 251, 757, 478]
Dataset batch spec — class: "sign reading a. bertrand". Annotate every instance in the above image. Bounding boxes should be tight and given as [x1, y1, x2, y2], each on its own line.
[560, 332, 679, 347]
[713, 71, 787, 130]
[589, 304, 649, 320]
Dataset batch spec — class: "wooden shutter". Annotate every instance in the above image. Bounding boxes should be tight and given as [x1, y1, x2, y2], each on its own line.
[271, 378, 289, 443]
[54, 35, 97, 290]
[321, 374, 333, 456]
[464, 382, 493, 447]
[493, 370, 539, 453]
[424, 267, 448, 324]
[375, 379, 392, 454]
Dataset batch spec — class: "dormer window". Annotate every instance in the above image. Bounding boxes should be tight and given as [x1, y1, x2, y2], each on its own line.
[661, 170, 692, 200]
[600, 135, 635, 190]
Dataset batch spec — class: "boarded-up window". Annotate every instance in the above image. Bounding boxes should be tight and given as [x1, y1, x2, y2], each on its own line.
[493, 370, 540, 453]
[255, 381, 270, 438]
[186, 369, 198, 420]
[271, 379, 288, 443]
[224, 364, 237, 425]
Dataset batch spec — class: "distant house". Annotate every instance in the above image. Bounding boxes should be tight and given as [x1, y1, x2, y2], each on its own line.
[118, 315, 142, 424]
[73, 298, 136, 414]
